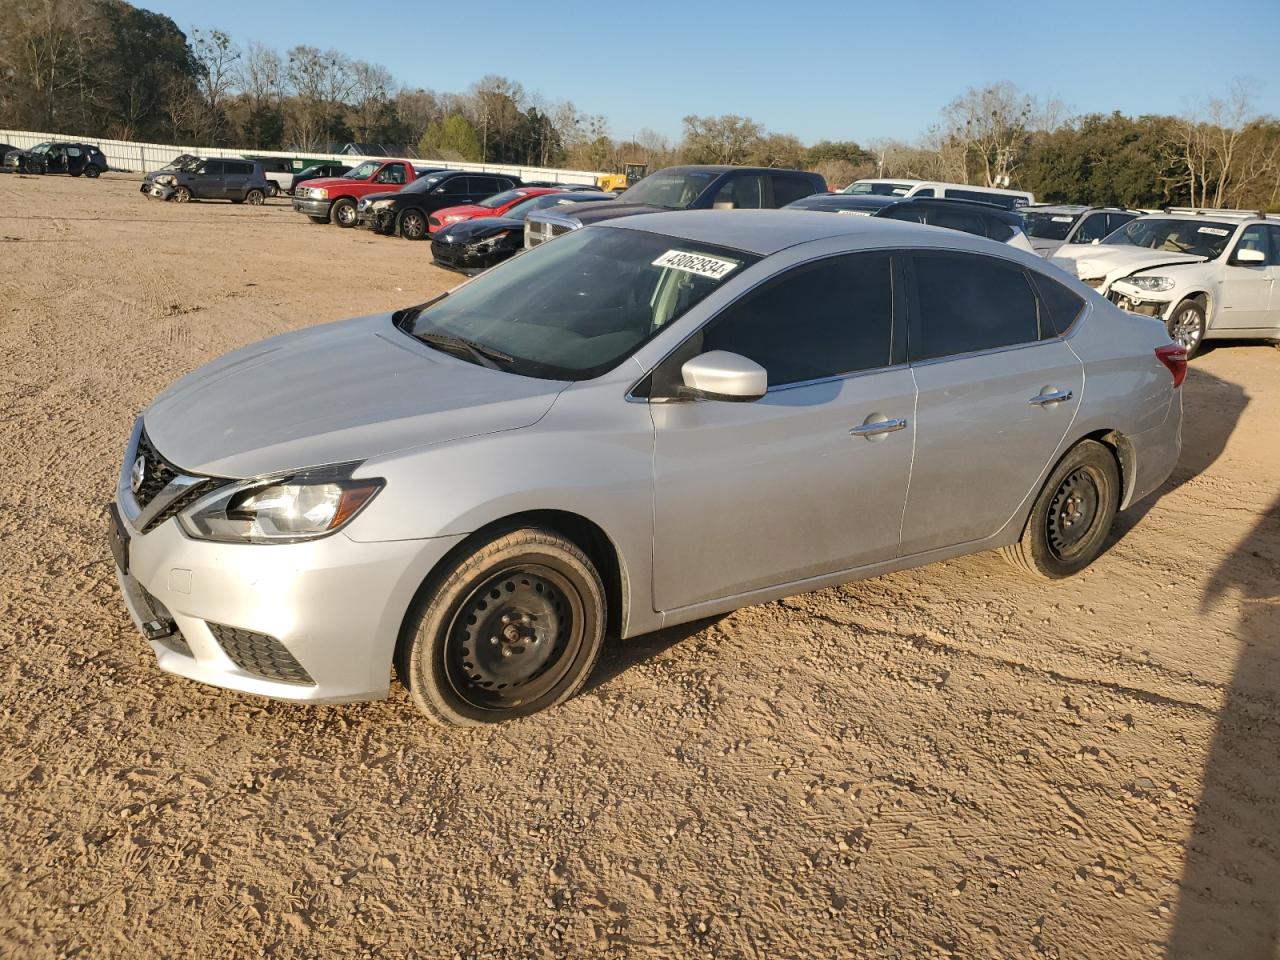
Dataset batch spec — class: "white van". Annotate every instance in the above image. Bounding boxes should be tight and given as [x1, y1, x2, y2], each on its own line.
[842, 178, 1034, 210]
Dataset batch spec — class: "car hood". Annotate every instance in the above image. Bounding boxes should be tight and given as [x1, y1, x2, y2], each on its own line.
[438, 216, 523, 242]
[359, 191, 398, 205]
[541, 200, 652, 226]
[143, 313, 566, 478]
[1050, 245, 1206, 281]
[304, 176, 374, 191]
[1029, 238, 1063, 255]
[434, 203, 489, 220]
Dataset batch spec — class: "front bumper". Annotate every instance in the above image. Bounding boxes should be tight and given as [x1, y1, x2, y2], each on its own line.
[431, 237, 517, 273]
[141, 181, 174, 200]
[292, 197, 332, 218]
[1108, 287, 1173, 320]
[356, 208, 396, 234]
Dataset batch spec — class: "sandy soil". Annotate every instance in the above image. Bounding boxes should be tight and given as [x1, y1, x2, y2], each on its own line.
[1, 173, 1278, 959]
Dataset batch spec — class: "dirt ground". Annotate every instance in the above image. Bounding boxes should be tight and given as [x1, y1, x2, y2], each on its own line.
[1, 172, 1278, 960]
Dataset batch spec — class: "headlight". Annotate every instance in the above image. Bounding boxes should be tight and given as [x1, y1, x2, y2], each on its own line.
[179, 463, 383, 544]
[311, 187, 328, 200]
[1126, 275, 1174, 292]
[443, 215, 465, 223]
[370, 199, 393, 211]
[155, 174, 176, 186]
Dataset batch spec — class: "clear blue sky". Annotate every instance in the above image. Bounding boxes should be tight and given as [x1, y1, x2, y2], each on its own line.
[144, 0, 1280, 144]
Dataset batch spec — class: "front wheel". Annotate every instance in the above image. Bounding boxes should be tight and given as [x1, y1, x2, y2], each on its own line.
[84, 165, 101, 179]
[399, 210, 427, 240]
[1167, 299, 1206, 359]
[266, 182, 279, 197]
[172, 186, 191, 203]
[1001, 439, 1120, 580]
[332, 198, 357, 227]
[396, 528, 606, 725]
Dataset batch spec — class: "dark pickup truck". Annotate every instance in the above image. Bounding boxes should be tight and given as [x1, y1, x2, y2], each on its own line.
[523, 164, 826, 248]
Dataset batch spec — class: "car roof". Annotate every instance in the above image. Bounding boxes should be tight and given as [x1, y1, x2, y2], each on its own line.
[880, 197, 1022, 222]
[652, 164, 813, 176]
[598, 208, 1000, 257]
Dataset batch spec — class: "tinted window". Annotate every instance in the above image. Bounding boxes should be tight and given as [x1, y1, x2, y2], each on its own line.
[924, 209, 987, 237]
[713, 174, 767, 210]
[1105, 212, 1136, 235]
[443, 175, 471, 195]
[944, 188, 1022, 210]
[910, 253, 1038, 361]
[771, 175, 818, 206]
[225, 161, 252, 175]
[472, 176, 503, 196]
[199, 160, 223, 175]
[1073, 213, 1110, 244]
[1029, 271, 1086, 337]
[1269, 226, 1280, 266]
[912, 188, 936, 197]
[700, 253, 894, 386]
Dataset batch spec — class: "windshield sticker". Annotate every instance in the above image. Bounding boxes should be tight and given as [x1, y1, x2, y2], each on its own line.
[652, 250, 740, 280]
[836, 209, 872, 216]
[1198, 226, 1230, 236]
[1052, 216, 1074, 222]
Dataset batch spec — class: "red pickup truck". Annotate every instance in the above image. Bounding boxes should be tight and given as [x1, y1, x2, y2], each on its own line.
[292, 159, 446, 227]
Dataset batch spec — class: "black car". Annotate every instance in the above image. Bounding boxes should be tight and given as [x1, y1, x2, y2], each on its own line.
[140, 156, 272, 204]
[784, 194, 897, 215]
[872, 197, 1032, 248]
[357, 170, 523, 240]
[431, 191, 614, 273]
[523, 164, 826, 246]
[290, 163, 352, 194]
[4, 141, 108, 177]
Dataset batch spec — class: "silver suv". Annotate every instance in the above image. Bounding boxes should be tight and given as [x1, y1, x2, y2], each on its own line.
[109, 212, 1184, 724]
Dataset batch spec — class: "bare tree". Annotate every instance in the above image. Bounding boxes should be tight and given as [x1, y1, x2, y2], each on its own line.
[347, 60, 393, 142]
[190, 28, 240, 141]
[941, 82, 1037, 186]
[680, 114, 765, 165]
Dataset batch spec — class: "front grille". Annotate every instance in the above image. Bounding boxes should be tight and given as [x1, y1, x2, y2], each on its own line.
[133, 431, 179, 509]
[551, 223, 573, 237]
[208, 623, 315, 685]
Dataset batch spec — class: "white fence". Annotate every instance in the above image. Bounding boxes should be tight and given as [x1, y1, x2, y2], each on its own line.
[0, 129, 604, 186]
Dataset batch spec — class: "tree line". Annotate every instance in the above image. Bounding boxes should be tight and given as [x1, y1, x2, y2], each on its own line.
[2, 0, 1278, 209]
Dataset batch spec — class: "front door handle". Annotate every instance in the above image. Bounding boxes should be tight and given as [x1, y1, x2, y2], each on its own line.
[1028, 388, 1073, 406]
[850, 417, 908, 438]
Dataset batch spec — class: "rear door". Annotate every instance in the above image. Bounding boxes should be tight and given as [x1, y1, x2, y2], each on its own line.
[222, 160, 249, 198]
[650, 251, 916, 610]
[468, 175, 504, 201]
[899, 251, 1084, 555]
[769, 173, 821, 207]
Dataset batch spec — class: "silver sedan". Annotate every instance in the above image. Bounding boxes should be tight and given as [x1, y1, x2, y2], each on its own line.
[109, 211, 1185, 724]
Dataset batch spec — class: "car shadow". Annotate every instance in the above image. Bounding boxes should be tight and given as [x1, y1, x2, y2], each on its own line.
[1168, 490, 1280, 956]
[585, 616, 726, 693]
[1108, 366, 1249, 547]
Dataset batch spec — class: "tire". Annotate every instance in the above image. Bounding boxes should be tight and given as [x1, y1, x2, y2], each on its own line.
[84, 165, 101, 179]
[332, 198, 357, 227]
[308, 216, 328, 225]
[173, 186, 191, 203]
[1001, 439, 1120, 580]
[1167, 298, 1206, 359]
[244, 189, 265, 206]
[399, 209, 427, 241]
[396, 528, 606, 725]
[70, 169, 82, 177]
[266, 182, 279, 198]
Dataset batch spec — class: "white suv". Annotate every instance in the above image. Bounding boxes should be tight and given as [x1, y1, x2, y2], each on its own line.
[1051, 210, 1280, 357]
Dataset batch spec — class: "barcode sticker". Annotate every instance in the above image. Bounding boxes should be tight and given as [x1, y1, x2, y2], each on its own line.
[652, 250, 739, 280]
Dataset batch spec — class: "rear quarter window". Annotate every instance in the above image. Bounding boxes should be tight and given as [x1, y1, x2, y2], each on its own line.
[1030, 271, 1086, 337]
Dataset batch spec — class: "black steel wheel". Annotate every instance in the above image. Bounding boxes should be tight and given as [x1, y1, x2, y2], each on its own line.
[1002, 439, 1120, 580]
[397, 528, 606, 724]
[399, 210, 427, 240]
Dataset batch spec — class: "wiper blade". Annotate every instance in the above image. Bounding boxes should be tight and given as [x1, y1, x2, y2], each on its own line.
[414, 332, 512, 370]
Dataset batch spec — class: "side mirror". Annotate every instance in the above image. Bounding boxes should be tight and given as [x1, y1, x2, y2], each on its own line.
[679, 351, 767, 402]
[1234, 248, 1266, 265]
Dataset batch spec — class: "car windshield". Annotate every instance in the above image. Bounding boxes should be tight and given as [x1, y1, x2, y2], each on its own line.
[31, 143, 51, 154]
[1021, 211, 1081, 240]
[503, 194, 567, 220]
[478, 189, 525, 209]
[159, 154, 201, 173]
[843, 181, 913, 196]
[1102, 218, 1236, 258]
[343, 161, 381, 180]
[399, 227, 758, 380]
[617, 171, 717, 209]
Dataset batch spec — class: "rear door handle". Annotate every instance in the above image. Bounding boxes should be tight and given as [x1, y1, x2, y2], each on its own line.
[1028, 389, 1073, 406]
[850, 417, 908, 438]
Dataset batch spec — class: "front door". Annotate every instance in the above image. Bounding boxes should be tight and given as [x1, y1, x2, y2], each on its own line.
[1215, 225, 1277, 330]
[194, 160, 226, 199]
[650, 251, 915, 612]
[899, 251, 1084, 555]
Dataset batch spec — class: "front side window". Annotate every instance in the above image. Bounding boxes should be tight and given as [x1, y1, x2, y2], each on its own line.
[1073, 213, 1111, 244]
[1103, 218, 1236, 259]
[399, 227, 757, 381]
[617, 170, 717, 209]
[1233, 224, 1270, 263]
[1105, 212, 1137, 235]
[375, 163, 406, 184]
[198, 160, 223, 176]
[910, 253, 1038, 361]
[713, 174, 767, 210]
[697, 253, 895, 387]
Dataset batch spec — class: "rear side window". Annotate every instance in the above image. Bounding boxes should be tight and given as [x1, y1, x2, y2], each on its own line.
[1029, 271, 1086, 337]
[226, 161, 252, 174]
[924, 208, 987, 238]
[944, 188, 1021, 210]
[1268, 226, 1280, 265]
[770, 175, 818, 207]
[700, 253, 894, 386]
[910, 253, 1038, 361]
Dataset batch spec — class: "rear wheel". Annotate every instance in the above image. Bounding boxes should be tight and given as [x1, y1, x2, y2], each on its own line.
[1001, 440, 1120, 580]
[1167, 298, 1206, 359]
[244, 189, 265, 205]
[332, 198, 357, 227]
[396, 528, 606, 725]
[399, 210, 427, 240]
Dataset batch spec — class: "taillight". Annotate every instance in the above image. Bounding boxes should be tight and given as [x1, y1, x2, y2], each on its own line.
[1155, 343, 1187, 388]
